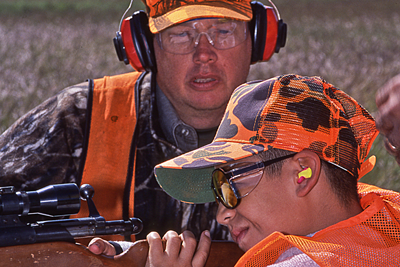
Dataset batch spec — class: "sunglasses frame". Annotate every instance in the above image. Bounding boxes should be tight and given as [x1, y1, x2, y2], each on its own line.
[211, 153, 296, 209]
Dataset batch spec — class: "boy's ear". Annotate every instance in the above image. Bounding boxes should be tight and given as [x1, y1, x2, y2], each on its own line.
[292, 150, 321, 197]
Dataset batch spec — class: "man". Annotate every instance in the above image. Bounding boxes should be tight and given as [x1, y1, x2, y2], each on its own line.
[0, 0, 286, 241]
[376, 74, 400, 165]
[152, 74, 400, 266]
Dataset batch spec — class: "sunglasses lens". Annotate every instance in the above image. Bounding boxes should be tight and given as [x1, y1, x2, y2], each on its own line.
[212, 169, 238, 208]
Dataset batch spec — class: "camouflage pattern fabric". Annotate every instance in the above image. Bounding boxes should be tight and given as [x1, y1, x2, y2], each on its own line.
[0, 82, 88, 190]
[0, 72, 229, 241]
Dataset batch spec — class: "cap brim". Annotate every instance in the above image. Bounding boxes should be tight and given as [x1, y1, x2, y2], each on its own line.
[154, 141, 265, 203]
[149, 5, 252, 33]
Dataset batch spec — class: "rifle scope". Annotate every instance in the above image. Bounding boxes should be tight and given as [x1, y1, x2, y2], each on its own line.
[0, 183, 80, 216]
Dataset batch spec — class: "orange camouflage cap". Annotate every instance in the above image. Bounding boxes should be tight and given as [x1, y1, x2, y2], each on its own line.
[142, 0, 253, 33]
[154, 74, 379, 204]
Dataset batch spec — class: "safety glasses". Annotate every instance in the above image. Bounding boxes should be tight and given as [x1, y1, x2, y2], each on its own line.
[156, 18, 247, 55]
[211, 154, 295, 209]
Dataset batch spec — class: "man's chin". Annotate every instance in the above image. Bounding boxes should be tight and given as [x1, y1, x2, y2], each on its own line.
[189, 98, 229, 112]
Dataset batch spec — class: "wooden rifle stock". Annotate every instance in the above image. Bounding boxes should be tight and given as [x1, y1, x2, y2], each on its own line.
[0, 240, 244, 267]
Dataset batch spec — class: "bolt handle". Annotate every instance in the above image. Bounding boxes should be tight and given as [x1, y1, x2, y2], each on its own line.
[79, 184, 101, 218]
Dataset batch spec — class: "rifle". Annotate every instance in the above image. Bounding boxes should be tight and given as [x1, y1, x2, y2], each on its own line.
[0, 183, 243, 266]
[0, 183, 142, 247]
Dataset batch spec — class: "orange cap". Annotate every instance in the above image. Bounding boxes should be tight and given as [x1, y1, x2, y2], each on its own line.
[143, 0, 253, 33]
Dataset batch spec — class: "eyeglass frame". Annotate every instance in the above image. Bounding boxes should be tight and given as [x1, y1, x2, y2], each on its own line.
[155, 18, 248, 55]
[211, 153, 296, 209]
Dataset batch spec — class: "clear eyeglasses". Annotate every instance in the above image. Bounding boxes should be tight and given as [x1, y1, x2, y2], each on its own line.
[156, 18, 248, 55]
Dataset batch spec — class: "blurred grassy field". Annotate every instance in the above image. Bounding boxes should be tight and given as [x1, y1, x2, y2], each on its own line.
[0, 0, 400, 190]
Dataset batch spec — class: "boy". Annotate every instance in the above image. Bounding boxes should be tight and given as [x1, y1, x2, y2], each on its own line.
[153, 74, 400, 266]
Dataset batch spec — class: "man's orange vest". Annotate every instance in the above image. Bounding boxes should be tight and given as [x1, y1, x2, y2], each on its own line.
[72, 72, 142, 240]
[235, 183, 400, 266]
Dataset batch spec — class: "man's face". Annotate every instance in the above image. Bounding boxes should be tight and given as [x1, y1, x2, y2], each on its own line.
[216, 157, 302, 252]
[154, 18, 252, 128]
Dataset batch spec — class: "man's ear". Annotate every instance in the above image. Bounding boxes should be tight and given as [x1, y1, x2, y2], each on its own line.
[292, 150, 321, 197]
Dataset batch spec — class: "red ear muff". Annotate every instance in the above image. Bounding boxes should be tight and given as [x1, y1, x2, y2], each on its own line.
[113, 10, 156, 72]
[119, 19, 144, 70]
[263, 7, 279, 60]
[250, 1, 287, 64]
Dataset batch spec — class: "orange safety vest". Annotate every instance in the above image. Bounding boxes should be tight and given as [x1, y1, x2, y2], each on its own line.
[236, 183, 400, 266]
[71, 72, 142, 241]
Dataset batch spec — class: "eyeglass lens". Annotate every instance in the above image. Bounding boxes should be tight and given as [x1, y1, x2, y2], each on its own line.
[211, 154, 296, 209]
[212, 166, 263, 208]
[212, 169, 238, 208]
[157, 19, 247, 55]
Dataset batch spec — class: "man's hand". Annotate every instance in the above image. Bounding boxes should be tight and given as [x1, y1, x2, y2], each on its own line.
[88, 237, 117, 256]
[146, 230, 211, 267]
[376, 74, 400, 164]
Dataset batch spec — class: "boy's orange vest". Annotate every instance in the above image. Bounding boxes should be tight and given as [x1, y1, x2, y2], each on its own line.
[236, 183, 400, 266]
[71, 72, 142, 240]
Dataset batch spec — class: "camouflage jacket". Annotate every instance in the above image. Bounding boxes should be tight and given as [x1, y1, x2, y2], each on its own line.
[0, 71, 229, 240]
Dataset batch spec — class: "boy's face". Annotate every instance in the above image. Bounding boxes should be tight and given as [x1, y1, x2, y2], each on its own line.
[216, 156, 305, 251]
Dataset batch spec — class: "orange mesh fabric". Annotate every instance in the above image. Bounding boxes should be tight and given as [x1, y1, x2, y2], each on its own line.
[235, 183, 400, 266]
